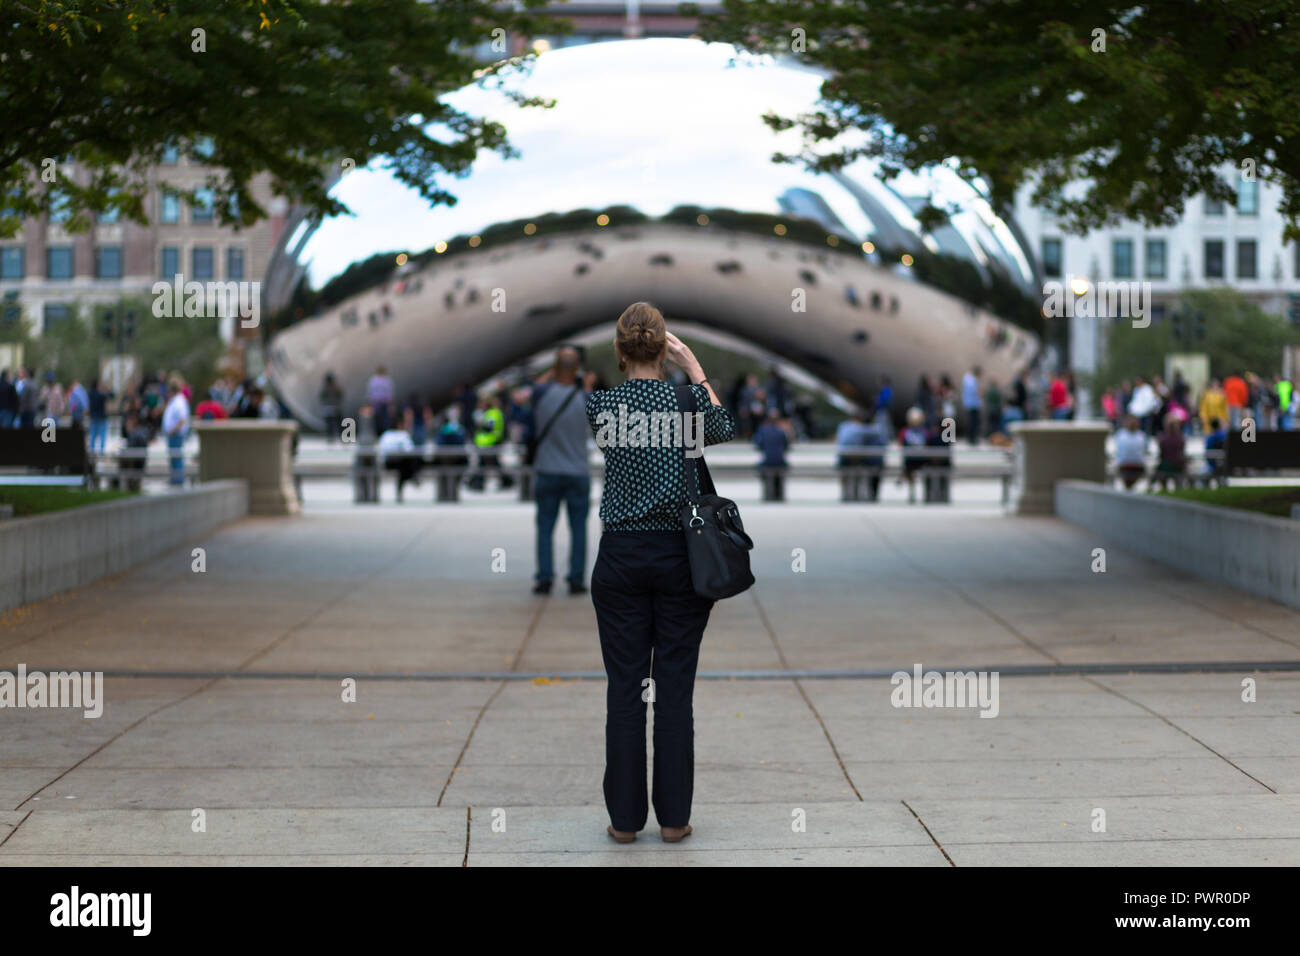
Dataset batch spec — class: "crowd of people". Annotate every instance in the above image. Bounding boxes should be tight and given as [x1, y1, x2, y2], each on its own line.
[1101, 370, 1295, 436]
[1104, 369, 1295, 491]
[0, 364, 295, 489]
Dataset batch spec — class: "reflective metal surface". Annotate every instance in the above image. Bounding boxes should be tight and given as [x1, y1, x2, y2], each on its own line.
[266, 38, 1041, 428]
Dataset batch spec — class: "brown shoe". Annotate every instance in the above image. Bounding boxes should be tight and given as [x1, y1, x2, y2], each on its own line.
[660, 824, 692, 843]
[607, 825, 636, 844]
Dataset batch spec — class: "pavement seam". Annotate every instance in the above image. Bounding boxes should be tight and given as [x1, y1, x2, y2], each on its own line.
[0, 521, 281, 657]
[437, 596, 547, 807]
[230, 517, 439, 673]
[750, 589, 863, 801]
[1082, 676, 1279, 794]
[436, 681, 507, 807]
[857, 514, 1062, 665]
[0, 810, 32, 850]
[1020, 515, 1300, 652]
[11, 678, 220, 811]
[900, 799, 956, 866]
[463, 806, 471, 867]
[26, 661, 1300, 679]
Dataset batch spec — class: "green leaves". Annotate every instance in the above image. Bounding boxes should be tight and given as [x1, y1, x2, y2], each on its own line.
[698, 1, 1300, 239]
[0, 0, 565, 236]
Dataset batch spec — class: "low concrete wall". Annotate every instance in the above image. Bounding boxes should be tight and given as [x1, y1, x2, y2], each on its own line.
[1056, 480, 1300, 610]
[0, 480, 248, 613]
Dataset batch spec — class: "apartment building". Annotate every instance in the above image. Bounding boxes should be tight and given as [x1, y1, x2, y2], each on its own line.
[0, 139, 287, 343]
[1014, 173, 1300, 324]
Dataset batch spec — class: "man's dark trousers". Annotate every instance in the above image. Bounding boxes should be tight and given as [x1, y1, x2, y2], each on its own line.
[590, 530, 713, 832]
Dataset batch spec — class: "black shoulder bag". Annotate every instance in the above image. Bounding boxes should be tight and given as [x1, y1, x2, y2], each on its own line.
[675, 385, 755, 600]
[526, 384, 582, 466]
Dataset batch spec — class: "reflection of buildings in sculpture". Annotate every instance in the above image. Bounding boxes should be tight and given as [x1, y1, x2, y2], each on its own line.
[265, 39, 1043, 427]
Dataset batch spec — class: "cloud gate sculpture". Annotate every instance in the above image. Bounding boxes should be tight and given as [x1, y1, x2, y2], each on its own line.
[264, 38, 1043, 429]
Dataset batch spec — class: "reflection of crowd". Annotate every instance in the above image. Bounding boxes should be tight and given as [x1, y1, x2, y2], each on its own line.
[725, 368, 816, 441]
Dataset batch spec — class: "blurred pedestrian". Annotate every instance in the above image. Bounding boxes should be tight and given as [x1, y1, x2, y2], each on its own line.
[319, 372, 344, 442]
[530, 347, 590, 595]
[161, 376, 190, 487]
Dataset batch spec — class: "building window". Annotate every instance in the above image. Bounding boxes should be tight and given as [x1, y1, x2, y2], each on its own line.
[1236, 239, 1257, 280]
[161, 190, 180, 224]
[226, 247, 245, 280]
[161, 143, 180, 165]
[1111, 239, 1134, 279]
[193, 136, 216, 161]
[44, 304, 73, 329]
[161, 246, 180, 279]
[48, 190, 72, 224]
[1040, 238, 1062, 278]
[192, 246, 214, 280]
[1237, 178, 1259, 215]
[47, 246, 74, 280]
[1205, 195, 1226, 216]
[1144, 239, 1166, 279]
[1204, 240, 1225, 279]
[191, 188, 215, 224]
[0, 247, 22, 281]
[95, 246, 123, 279]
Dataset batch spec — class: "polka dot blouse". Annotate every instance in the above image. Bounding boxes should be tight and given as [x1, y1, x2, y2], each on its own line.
[586, 379, 737, 531]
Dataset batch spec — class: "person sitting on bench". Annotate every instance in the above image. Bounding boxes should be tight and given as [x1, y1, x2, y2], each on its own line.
[119, 412, 151, 492]
[898, 407, 931, 500]
[1149, 413, 1187, 492]
[1114, 414, 1148, 490]
[378, 421, 421, 502]
[1202, 417, 1227, 486]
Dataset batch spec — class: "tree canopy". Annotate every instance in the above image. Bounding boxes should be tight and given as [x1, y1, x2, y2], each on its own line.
[1099, 288, 1300, 388]
[1, 0, 563, 236]
[693, 1, 1300, 239]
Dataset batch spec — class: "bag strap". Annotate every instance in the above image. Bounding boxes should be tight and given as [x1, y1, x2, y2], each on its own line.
[533, 383, 582, 449]
[675, 384, 717, 501]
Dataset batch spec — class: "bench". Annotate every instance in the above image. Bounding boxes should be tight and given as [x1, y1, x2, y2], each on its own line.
[88, 448, 199, 490]
[1226, 431, 1300, 477]
[0, 426, 94, 487]
[344, 445, 472, 503]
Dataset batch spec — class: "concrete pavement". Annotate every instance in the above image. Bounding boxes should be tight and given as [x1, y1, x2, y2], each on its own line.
[2, 495, 1299, 865]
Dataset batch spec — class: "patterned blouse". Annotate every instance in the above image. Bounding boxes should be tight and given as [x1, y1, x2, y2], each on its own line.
[586, 379, 736, 531]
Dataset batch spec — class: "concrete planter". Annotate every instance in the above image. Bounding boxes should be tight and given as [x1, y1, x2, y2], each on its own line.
[1056, 480, 1300, 610]
[1009, 421, 1111, 515]
[0, 480, 248, 614]
[194, 420, 300, 516]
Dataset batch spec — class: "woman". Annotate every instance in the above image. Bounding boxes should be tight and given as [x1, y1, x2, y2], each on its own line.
[587, 302, 735, 844]
[1149, 413, 1187, 492]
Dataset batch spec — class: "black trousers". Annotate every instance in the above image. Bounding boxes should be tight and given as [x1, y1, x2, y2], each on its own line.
[590, 530, 714, 832]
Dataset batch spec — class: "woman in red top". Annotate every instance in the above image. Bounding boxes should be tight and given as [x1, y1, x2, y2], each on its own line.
[194, 396, 228, 420]
[1048, 373, 1071, 420]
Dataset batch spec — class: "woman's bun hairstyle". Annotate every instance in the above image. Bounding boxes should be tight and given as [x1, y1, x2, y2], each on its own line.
[615, 301, 667, 370]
